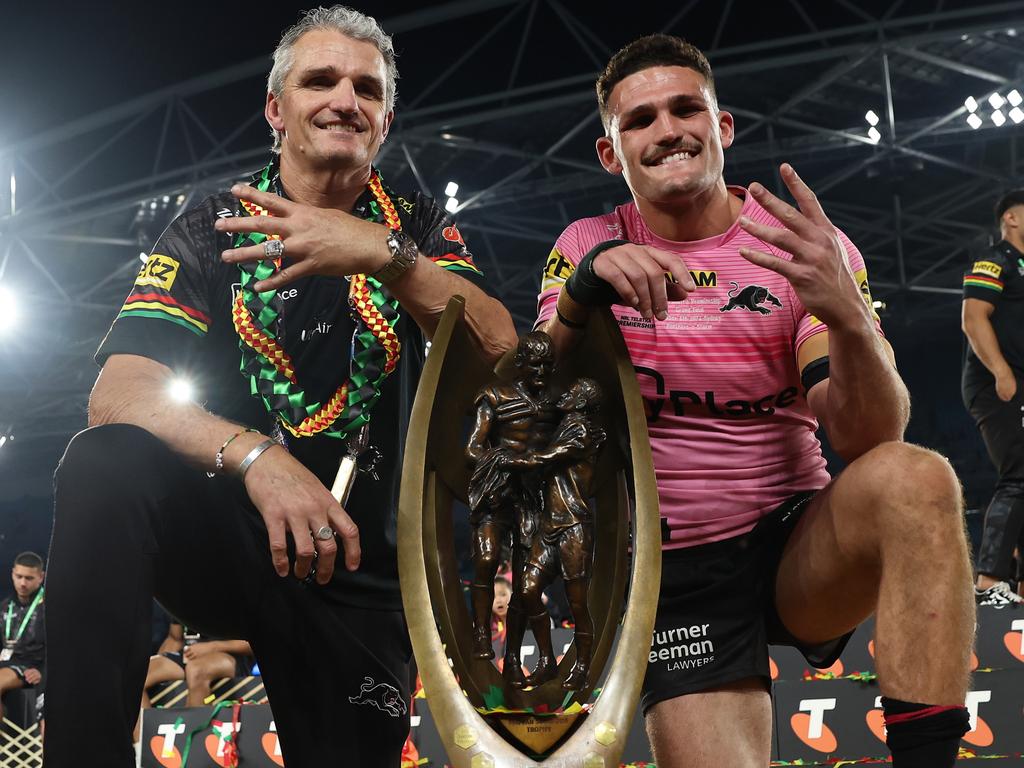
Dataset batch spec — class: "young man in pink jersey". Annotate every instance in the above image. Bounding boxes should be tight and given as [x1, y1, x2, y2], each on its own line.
[536, 34, 974, 768]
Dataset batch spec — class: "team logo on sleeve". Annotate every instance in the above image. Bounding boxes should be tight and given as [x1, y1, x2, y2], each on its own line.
[135, 254, 181, 291]
[971, 260, 1003, 279]
[541, 247, 575, 292]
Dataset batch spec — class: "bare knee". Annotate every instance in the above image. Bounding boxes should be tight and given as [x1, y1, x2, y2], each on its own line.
[853, 442, 965, 544]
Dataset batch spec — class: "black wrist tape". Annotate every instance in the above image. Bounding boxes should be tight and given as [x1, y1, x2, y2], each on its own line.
[564, 239, 630, 307]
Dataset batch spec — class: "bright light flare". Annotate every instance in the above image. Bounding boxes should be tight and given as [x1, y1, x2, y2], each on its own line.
[865, 110, 880, 126]
[445, 197, 459, 213]
[169, 378, 194, 402]
[444, 181, 459, 198]
[966, 113, 983, 130]
[0, 287, 17, 333]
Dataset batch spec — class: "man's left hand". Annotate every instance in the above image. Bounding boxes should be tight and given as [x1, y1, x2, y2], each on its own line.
[216, 185, 390, 291]
[23, 668, 41, 685]
[736, 164, 870, 331]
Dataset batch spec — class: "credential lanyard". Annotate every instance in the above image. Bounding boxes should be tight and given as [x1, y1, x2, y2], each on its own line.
[4, 588, 43, 646]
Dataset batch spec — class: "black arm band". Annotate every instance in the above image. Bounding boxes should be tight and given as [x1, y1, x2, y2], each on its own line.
[564, 239, 631, 307]
[800, 356, 830, 394]
[555, 308, 588, 329]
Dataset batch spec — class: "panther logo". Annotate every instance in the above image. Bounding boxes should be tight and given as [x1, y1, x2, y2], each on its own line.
[719, 282, 783, 315]
[348, 676, 407, 718]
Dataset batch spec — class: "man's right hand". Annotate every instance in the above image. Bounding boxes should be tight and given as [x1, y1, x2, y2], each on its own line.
[591, 244, 695, 320]
[242, 445, 360, 584]
[996, 369, 1019, 402]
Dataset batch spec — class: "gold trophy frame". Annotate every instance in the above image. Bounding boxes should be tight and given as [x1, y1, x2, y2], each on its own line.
[398, 297, 661, 767]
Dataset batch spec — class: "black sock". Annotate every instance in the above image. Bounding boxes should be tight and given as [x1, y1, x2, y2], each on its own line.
[881, 696, 970, 768]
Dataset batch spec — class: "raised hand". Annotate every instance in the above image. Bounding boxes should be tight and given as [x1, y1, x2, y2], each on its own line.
[215, 185, 389, 291]
[737, 163, 870, 331]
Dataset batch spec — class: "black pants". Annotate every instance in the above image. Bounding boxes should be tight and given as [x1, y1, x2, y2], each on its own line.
[968, 381, 1024, 580]
[45, 425, 411, 767]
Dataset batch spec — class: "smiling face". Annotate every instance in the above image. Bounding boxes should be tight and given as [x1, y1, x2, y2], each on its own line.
[597, 66, 733, 208]
[266, 29, 393, 175]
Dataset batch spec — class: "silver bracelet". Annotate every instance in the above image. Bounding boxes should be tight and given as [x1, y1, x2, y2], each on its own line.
[236, 438, 277, 479]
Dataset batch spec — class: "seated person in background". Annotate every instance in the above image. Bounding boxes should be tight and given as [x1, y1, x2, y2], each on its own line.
[0, 552, 46, 722]
[142, 622, 253, 710]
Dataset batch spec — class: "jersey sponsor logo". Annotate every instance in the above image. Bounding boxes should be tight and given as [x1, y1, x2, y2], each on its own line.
[852, 267, 880, 322]
[649, 622, 715, 670]
[719, 281, 782, 315]
[541, 246, 575, 292]
[136, 254, 181, 291]
[972, 260, 1003, 279]
[690, 270, 717, 287]
[442, 224, 465, 245]
[348, 676, 407, 718]
[634, 366, 799, 421]
[394, 195, 415, 214]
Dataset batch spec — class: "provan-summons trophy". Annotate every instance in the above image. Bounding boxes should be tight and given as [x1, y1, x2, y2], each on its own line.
[398, 298, 661, 767]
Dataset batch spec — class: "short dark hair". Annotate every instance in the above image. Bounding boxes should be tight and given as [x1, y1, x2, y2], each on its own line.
[596, 34, 715, 130]
[995, 189, 1024, 226]
[494, 576, 511, 590]
[13, 552, 44, 571]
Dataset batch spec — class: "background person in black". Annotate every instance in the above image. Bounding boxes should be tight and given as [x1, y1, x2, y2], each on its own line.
[0, 552, 45, 722]
[43, 6, 516, 767]
[962, 189, 1024, 607]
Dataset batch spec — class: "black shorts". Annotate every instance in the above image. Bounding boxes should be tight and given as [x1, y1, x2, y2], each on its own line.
[0, 661, 37, 686]
[161, 650, 253, 677]
[641, 491, 852, 714]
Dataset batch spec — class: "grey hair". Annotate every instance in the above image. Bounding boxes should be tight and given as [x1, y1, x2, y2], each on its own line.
[267, 6, 399, 153]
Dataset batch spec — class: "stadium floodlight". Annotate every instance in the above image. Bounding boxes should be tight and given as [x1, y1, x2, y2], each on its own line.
[966, 113, 983, 129]
[445, 197, 459, 213]
[867, 126, 881, 144]
[865, 110, 880, 126]
[988, 92, 1006, 109]
[1008, 89, 1022, 107]
[0, 436, 6, 449]
[964, 96, 979, 113]
[444, 181, 459, 198]
[169, 378, 194, 402]
[991, 109, 1006, 127]
[1009, 107, 1024, 124]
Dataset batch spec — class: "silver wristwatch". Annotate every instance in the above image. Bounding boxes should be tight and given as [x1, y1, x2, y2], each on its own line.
[372, 229, 418, 284]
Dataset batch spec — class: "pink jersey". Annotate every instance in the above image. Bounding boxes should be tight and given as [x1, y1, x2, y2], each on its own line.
[536, 188, 881, 549]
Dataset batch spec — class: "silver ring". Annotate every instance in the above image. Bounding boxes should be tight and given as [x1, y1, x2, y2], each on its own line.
[314, 525, 334, 541]
[264, 238, 285, 259]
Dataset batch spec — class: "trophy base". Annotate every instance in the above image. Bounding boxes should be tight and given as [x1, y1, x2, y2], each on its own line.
[488, 712, 584, 755]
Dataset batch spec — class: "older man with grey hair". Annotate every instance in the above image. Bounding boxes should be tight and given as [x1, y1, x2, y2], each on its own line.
[43, 6, 516, 766]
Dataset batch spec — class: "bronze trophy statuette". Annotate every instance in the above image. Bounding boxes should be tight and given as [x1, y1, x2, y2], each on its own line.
[398, 298, 661, 767]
